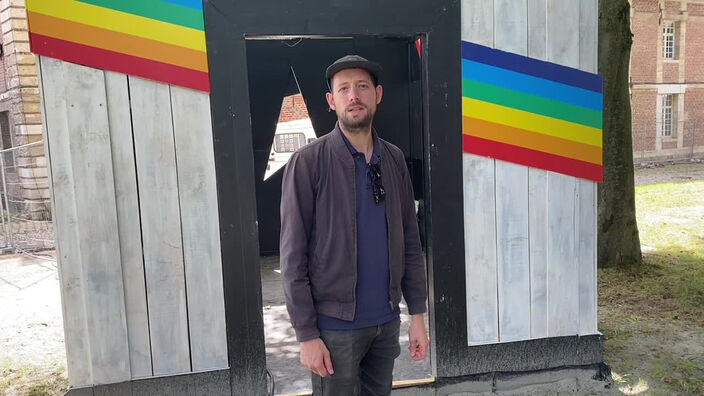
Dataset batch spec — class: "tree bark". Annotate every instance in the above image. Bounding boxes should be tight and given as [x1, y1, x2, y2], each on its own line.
[597, 0, 642, 268]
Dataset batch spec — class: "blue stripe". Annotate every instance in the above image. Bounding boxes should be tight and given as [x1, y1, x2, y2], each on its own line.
[159, 0, 202, 10]
[462, 41, 602, 93]
[462, 59, 603, 112]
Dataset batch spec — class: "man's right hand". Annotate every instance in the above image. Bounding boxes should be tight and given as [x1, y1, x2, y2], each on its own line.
[299, 338, 334, 377]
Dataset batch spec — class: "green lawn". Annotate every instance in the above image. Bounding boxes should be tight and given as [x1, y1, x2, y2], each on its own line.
[599, 180, 704, 395]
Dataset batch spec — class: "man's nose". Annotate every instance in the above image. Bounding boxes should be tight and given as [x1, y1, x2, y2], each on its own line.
[348, 86, 361, 101]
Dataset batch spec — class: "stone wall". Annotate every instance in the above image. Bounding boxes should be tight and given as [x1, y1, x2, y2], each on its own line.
[0, 0, 49, 220]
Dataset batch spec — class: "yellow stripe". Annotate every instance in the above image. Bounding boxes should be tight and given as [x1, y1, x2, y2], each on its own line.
[27, 0, 205, 52]
[462, 97, 602, 148]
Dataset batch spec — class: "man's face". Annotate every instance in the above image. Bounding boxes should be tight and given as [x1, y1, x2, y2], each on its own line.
[325, 68, 383, 133]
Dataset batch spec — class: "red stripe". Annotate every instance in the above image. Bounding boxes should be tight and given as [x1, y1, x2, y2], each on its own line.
[30, 33, 210, 92]
[463, 135, 603, 182]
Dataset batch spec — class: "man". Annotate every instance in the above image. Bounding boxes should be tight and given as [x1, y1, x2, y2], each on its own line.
[280, 54, 429, 396]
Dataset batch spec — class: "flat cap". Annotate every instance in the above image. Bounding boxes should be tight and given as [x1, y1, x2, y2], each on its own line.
[325, 54, 381, 90]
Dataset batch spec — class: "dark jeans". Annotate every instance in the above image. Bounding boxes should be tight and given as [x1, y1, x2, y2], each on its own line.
[312, 317, 401, 396]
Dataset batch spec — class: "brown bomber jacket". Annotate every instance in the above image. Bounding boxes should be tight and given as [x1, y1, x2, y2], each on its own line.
[279, 123, 427, 342]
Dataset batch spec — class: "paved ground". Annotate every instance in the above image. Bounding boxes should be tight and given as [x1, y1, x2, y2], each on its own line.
[634, 159, 704, 185]
[0, 253, 64, 372]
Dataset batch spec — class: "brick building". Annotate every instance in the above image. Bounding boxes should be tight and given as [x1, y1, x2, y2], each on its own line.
[630, 0, 704, 161]
[278, 93, 309, 123]
[0, 0, 49, 223]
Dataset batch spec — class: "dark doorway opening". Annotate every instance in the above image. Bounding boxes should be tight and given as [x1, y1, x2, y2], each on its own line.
[245, 36, 430, 394]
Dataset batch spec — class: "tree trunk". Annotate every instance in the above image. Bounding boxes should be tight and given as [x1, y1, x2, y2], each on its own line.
[597, 0, 642, 268]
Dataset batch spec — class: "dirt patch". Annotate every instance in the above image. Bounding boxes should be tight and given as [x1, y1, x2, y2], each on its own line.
[0, 252, 67, 395]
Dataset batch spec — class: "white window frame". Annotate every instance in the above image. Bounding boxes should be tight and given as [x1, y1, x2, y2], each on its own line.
[660, 94, 675, 138]
[663, 21, 676, 60]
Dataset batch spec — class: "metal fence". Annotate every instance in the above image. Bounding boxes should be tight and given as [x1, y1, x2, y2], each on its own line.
[632, 119, 704, 164]
[0, 141, 54, 253]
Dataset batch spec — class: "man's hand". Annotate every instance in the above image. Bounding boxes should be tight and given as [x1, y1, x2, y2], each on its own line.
[300, 338, 334, 377]
[408, 314, 429, 361]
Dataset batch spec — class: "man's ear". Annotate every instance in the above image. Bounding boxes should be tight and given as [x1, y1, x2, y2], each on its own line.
[325, 91, 336, 111]
[375, 85, 383, 105]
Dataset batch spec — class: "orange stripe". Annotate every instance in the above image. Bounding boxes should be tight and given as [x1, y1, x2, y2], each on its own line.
[28, 11, 208, 72]
[462, 116, 602, 165]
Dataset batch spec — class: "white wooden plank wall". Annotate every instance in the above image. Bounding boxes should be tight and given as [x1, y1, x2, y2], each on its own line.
[527, 0, 549, 340]
[171, 86, 229, 371]
[40, 57, 94, 386]
[546, 0, 581, 337]
[40, 57, 131, 385]
[130, 77, 192, 375]
[462, 0, 599, 345]
[463, 0, 499, 346]
[493, 0, 531, 343]
[105, 72, 153, 378]
[578, 0, 599, 335]
[39, 58, 229, 387]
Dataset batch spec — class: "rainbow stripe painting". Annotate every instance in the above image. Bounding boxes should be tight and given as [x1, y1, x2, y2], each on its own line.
[27, 0, 209, 92]
[462, 41, 603, 182]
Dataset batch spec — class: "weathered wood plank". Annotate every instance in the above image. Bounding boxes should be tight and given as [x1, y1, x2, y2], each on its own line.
[462, 0, 494, 47]
[105, 71, 153, 378]
[462, 0, 498, 346]
[577, 180, 598, 335]
[494, 0, 527, 56]
[463, 155, 499, 345]
[40, 57, 131, 384]
[495, 160, 530, 342]
[546, 173, 578, 336]
[547, 0, 580, 68]
[546, 0, 581, 337]
[528, 169, 548, 338]
[527, 0, 547, 60]
[578, 0, 599, 336]
[579, 0, 598, 74]
[526, 1, 550, 340]
[130, 77, 191, 375]
[493, 0, 531, 343]
[39, 56, 92, 387]
[170, 86, 228, 371]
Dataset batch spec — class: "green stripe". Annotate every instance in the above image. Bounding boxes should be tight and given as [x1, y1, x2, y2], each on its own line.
[462, 78, 603, 129]
[77, 0, 203, 31]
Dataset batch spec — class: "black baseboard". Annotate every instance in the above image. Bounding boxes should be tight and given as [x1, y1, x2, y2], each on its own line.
[64, 369, 230, 396]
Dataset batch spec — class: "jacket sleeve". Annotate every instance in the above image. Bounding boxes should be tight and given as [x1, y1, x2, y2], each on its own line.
[280, 151, 319, 342]
[398, 153, 428, 315]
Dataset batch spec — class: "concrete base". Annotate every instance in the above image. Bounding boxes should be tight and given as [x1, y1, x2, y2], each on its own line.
[64, 369, 231, 396]
[392, 363, 613, 395]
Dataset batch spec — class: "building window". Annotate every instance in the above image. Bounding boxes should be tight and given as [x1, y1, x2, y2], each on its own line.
[663, 21, 676, 60]
[660, 94, 677, 137]
[0, 112, 11, 149]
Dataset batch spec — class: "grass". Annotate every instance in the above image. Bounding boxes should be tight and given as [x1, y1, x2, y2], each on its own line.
[599, 180, 704, 395]
[0, 358, 68, 396]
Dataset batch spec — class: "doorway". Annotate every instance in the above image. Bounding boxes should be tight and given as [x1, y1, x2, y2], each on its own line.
[245, 36, 430, 393]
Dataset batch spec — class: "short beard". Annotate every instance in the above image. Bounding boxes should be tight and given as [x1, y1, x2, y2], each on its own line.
[337, 105, 374, 134]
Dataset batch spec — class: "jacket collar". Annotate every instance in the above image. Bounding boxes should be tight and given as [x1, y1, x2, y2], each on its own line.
[330, 122, 381, 167]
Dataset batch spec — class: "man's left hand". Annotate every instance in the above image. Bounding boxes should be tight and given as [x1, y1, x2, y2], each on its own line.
[408, 314, 429, 361]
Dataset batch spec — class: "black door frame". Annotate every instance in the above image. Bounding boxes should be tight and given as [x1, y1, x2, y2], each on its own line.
[204, 1, 462, 393]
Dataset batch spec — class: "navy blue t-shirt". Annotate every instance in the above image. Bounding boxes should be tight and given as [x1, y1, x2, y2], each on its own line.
[317, 131, 400, 330]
